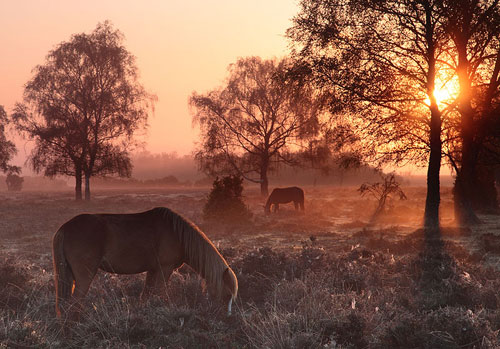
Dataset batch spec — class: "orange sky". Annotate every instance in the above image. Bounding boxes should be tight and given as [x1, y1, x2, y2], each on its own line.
[0, 0, 298, 168]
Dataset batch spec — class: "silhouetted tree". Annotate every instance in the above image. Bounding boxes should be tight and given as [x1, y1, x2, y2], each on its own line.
[13, 22, 154, 200]
[0, 106, 19, 175]
[190, 57, 327, 196]
[359, 173, 407, 224]
[288, 0, 449, 230]
[440, 0, 500, 224]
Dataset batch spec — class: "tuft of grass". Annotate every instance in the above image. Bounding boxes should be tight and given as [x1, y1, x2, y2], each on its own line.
[0, 256, 31, 312]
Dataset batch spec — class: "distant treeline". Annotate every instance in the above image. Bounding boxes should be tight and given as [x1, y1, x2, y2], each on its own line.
[91, 175, 211, 188]
[3, 152, 430, 191]
[131, 151, 202, 181]
[126, 151, 388, 188]
[268, 164, 384, 187]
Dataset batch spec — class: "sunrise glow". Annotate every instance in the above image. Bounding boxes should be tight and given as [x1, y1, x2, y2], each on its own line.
[0, 0, 298, 169]
[424, 79, 460, 108]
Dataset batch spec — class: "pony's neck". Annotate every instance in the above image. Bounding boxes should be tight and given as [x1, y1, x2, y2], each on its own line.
[162, 207, 228, 297]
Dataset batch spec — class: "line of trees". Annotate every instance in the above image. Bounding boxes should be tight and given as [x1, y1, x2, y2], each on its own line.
[189, 0, 500, 231]
[0, 3, 498, 233]
[285, 0, 500, 230]
[189, 56, 361, 196]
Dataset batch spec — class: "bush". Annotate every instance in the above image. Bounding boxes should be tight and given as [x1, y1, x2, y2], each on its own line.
[203, 175, 252, 223]
[6, 173, 23, 192]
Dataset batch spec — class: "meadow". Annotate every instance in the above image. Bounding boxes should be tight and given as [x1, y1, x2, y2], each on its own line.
[1, 185, 500, 348]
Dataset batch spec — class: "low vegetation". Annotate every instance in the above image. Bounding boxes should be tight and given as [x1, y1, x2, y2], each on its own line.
[203, 175, 252, 223]
[1, 186, 499, 347]
[358, 173, 407, 225]
[5, 173, 23, 192]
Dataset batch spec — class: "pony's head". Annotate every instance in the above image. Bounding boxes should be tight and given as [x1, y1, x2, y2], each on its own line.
[223, 267, 238, 316]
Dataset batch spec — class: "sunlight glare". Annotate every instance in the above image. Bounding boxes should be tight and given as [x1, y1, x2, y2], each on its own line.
[424, 80, 459, 108]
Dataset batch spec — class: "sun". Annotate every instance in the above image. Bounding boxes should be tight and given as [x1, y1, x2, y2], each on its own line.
[424, 79, 459, 108]
[433, 86, 455, 105]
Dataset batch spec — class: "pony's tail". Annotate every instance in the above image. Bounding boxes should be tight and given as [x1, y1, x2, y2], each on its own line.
[52, 228, 73, 318]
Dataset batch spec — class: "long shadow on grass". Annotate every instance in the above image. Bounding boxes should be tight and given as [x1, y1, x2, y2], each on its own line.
[415, 228, 471, 310]
[384, 227, 499, 348]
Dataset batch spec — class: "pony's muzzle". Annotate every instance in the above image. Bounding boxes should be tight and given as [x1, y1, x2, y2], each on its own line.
[227, 297, 233, 316]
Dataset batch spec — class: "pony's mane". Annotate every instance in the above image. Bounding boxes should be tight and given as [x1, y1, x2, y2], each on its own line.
[156, 207, 229, 297]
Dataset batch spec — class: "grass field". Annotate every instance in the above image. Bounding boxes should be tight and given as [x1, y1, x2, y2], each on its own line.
[1, 185, 500, 348]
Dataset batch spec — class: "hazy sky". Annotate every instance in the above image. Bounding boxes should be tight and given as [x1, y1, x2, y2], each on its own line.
[0, 0, 298, 168]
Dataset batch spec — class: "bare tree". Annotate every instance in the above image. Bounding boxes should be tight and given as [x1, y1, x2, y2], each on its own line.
[190, 57, 326, 196]
[359, 173, 407, 225]
[13, 22, 155, 200]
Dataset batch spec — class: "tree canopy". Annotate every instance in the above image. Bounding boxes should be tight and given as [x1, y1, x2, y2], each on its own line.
[190, 56, 330, 196]
[13, 21, 155, 200]
[288, 0, 452, 229]
[288, 0, 500, 228]
[0, 105, 19, 175]
[440, 0, 500, 224]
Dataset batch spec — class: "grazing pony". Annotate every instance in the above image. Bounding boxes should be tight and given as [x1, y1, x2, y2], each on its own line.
[52, 207, 238, 320]
[264, 186, 305, 214]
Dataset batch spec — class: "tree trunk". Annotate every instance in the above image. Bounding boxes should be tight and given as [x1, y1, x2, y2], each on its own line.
[453, 103, 480, 225]
[424, 105, 442, 232]
[471, 165, 499, 212]
[453, 36, 481, 226]
[454, 171, 481, 226]
[454, 104, 480, 225]
[422, 23, 441, 233]
[75, 167, 82, 201]
[84, 173, 91, 201]
[260, 174, 268, 197]
[260, 160, 269, 197]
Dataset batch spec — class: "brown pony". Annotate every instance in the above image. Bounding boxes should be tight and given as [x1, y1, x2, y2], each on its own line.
[265, 186, 305, 213]
[52, 207, 238, 319]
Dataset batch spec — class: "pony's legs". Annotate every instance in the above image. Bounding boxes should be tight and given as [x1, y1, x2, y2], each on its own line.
[294, 201, 299, 210]
[273, 204, 279, 212]
[141, 271, 155, 300]
[68, 264, 98, 321]
[141, 266, 174, 301]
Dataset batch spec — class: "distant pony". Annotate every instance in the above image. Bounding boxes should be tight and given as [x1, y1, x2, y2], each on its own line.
[52, 207, 238, 320]
[265, 187, 305, 214]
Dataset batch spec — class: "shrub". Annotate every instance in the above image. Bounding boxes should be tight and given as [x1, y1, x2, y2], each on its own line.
[358, 172, 406, 224]
[203, 175, 252, 223]
[6, 173, 23, 192]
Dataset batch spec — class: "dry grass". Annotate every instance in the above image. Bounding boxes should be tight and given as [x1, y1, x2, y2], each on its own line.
[1, 185, 500, 347]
